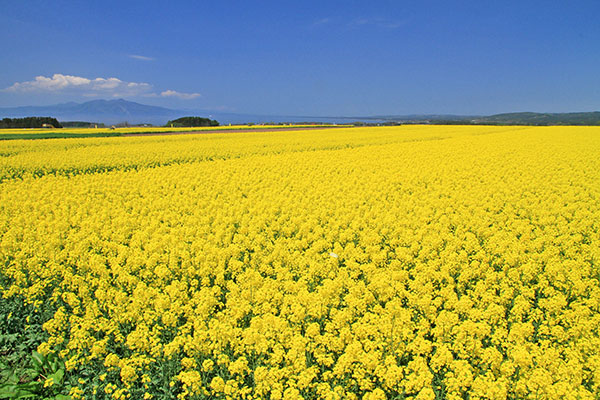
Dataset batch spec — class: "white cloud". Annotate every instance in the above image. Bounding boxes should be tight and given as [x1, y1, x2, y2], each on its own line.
[129, 54, 155, 61]
[3, 74, 201, 100]
[351, 17, 406, 29]
[3, 74, 153, 97]
[6, 74, 91, 91]
[312, 17, 332, 26]
[310, 16, 405, 31]
[160, 89, 201, 100]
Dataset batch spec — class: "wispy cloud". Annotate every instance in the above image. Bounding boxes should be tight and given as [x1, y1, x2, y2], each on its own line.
[3, 74, 201, 100]
[312, 17, 332, 26]
[310, 16, 406, 31]
[350, 17, 406, 29]
[129, 54, 155, 61]
[160, 90, 201, 100]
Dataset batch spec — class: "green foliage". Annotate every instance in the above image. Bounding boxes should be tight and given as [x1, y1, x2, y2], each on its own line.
[390, 111, 600, 126]
[166, 116, 219, 127]
[0, 291, 70, 399]
[478, 111, 600, 125]
[0, 294, 49, 367]
[60, 121, 105, 128]
[0, 132, 123, 141]
[0, 351, 71, 399]
[0, 118, 63, 129]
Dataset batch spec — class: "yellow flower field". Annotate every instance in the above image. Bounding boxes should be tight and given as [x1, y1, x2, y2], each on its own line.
[0, 125, 599, 399]
[0, 124, 345, 137]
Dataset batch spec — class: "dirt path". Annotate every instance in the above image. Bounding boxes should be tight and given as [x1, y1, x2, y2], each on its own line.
[123, 126, 350, 137]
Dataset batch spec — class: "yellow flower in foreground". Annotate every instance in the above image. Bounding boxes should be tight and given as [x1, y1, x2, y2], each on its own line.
[1, 125, 599, 399]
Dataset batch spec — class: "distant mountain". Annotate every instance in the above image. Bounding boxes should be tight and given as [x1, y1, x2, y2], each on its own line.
[378, 111, 600, 125]
[471, 111, 600, 125]
[0, 99, 184, 125]
[1, 99, 599, 126]
[0, 100, 384, 125]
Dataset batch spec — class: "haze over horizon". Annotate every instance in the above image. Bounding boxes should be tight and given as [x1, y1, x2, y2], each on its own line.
[1, 1, 599, 116]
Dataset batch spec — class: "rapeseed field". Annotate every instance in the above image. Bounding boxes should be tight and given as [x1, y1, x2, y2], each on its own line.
[0, 126, 599, 399]
[0, 125, 343, 140]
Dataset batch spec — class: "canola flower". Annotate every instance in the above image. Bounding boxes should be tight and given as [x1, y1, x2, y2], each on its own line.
[0, 124, 346, 137]
[0, 125, 517, 182]
[0, 125, 599, 399]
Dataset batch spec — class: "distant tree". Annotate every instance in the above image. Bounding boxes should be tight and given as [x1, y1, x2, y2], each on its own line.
[0, 117, 63, 129]
[61, 121, 105, 128]
[166, 116, 219, 127]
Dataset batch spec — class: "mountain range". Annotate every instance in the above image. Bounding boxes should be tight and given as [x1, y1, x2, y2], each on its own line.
[0, 99, 369, 125]
[0, 99, 182, 125]
[0, 99, 599, 126]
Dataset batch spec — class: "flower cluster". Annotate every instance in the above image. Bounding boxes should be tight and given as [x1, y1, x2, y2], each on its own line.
[1, 125, 599, 399]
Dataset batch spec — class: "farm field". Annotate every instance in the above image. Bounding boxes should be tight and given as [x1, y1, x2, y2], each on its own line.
[0, 125, 347, 141]
[0, 125, 599, 399]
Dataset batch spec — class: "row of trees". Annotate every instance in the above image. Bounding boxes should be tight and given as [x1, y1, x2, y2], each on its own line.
[166, 116, 219, 127]
[61, 121, 105, 128]
[1, 116, 221, 129]
[0, 117, 63, 129]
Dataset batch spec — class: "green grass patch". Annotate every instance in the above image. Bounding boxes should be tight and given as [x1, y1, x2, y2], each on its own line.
[0, 132, 125, 140]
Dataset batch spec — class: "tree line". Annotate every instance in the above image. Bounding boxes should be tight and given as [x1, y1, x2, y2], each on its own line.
[166, 116, 219, 127]
[0, 117, 63, 129]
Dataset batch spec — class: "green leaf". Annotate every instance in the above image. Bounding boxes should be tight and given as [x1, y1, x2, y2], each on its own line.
[47, 368, 65, 385]
[30, 351, 44, 370]
[14, 381, 40, 391]
[0, 384, 19, 397]
[13, 387, 37, 399]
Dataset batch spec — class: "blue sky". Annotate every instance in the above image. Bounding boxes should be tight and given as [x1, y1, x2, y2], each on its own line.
[1, 0, 599, 116]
